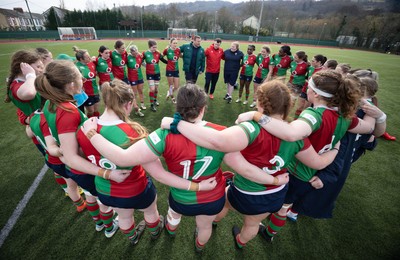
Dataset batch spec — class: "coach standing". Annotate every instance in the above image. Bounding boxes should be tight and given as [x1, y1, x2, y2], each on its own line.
[180, 35, 205, 84]
[204, 38, 224, 100]
[223, 41, 244, 104]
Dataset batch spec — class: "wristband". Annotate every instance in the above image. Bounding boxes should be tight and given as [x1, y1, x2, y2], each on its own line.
[170, 112, 182, 134]
[376, 113, 387, 124]
[25, 73, 36, 79]
[272, 177, 279, 186]
[332, 147, 339, 151]
[86, 129, 98, 140]
[104, 170, 111, 180]
[188, 181, 199, 191]
[98, 168, 106, 178]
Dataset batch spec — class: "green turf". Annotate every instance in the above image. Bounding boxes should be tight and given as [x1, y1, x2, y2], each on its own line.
[0, 40, 399, 259]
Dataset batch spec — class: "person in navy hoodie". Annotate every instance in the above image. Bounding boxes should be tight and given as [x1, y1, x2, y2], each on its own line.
[223, 42, 244, 104]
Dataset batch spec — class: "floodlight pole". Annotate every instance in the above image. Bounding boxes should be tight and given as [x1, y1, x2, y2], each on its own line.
[317, 23, 327, 46]
[141, 6, 144, 38]
[25, 0, 37, 31]
[213, 11, 217, 39]
[256, 0, 264, 41]
[271, 17, 278, 43]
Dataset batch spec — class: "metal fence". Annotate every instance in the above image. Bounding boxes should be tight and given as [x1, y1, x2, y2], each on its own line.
[0, 30, 338, 47]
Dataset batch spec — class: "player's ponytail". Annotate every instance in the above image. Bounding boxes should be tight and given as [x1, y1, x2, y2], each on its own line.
[257, 80, 291, 120]
[34, 60, 78, 112]
[101, 79, 147, 144]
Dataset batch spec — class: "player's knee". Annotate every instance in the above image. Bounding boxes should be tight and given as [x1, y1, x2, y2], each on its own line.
[167, 207, 181, 226]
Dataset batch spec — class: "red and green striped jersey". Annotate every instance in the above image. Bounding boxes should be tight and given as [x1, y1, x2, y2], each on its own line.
[163, 48, 180, 71]
[236, 121, 310, 194]
[76, 61, 99, 96]
[111, 50, 127, 80]
[142, 50, 162, 75]
[76, 119, 148, 198]
[145, 121, 226, 205]
[95, 57, 114, 86]
[240, 54, 257, 76]
[271, 54, 293, 77]
[255, 54, 271, 79]
[127, 54, 144, 82]
[8, 79, 41, 117]
[302, 66, 324, 92]
[29, 110, 62, 165]
[290, 107, 359, 181]
[289, 61, 309, 85]
[43, 100, 87, 174]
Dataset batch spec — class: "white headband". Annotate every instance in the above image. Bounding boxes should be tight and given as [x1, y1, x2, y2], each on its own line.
[308, 78, 334, 98]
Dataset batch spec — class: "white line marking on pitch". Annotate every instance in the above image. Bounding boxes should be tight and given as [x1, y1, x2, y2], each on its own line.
[0, 164, 48, 248]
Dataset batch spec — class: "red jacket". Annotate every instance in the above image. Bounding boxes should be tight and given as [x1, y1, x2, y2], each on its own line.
[205, 44, 224, 73]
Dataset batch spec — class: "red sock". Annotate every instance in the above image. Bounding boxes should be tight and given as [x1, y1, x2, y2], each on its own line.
[266, 213, 287, 237]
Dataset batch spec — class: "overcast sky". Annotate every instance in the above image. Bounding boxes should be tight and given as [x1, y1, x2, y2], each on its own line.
[1, 0, 245, 14]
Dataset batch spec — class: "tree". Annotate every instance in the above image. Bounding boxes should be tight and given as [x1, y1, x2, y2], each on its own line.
[45, 7, 58, 30]
[217, 7, 236, 34]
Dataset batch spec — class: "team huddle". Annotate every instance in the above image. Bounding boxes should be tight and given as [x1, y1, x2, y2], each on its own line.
[4, 35, 393, 253]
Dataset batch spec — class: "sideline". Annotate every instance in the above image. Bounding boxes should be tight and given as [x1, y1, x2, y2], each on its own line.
[0, 164, 48, 248]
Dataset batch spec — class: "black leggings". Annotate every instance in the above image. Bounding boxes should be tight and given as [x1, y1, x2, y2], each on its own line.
[204, 72, 220, 94]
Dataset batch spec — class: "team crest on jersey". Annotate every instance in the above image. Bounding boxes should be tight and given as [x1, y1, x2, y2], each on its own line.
[135, 64, 140, 69]
[106, 67, 112, 72]
[244, 61, 249, 65]
[88, 72, 95, 78]
[149, 132, 161, 144]
[151, 59, 157, 64]
[259, 64, 264, 68]
[120, 60, 125, 65]
[173, 56, 178, 61]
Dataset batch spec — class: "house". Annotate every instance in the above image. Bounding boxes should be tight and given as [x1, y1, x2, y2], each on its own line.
[0, 8, 45, 31]
[242, 15, 259, 30]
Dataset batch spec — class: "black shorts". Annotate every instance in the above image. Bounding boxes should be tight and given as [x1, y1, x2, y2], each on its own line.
[227, 183, 288, 215]
[240, 74, 253, 82]
[35, 144, 46, 157]
[166, 70, 179, 78]
[130, 79, 144, 86]
[284, 174, 314, 205]
[253, 76, 263, 84]
[65, 168, 97, 196]
[224, 71, 239, 86]
[83, 95, 100, 107]
[146, 74, 161, 81]
[46, 161, 69, 179]
[97, 177, 157, 209]
[287, 83, 304, 95]
[168, 193, 225, 216]
[185, 71, 199, 83]
[299, 91, 308, 99]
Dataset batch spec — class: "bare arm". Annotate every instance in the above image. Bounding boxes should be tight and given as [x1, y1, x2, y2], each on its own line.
[223, 152, 288, 185]
[44, 135, 62, 157]
[161, 117, 249, 152]
[16, 63, 37, 101]
[348, 115, 375, 135]
[295, 142, 340, 170]
[82, 118, 158, 167]
[59, 132, 129, 183]
[360, 102, 386, 137]
[142, 159, 217, 191]
[235, 111, 312, 142]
